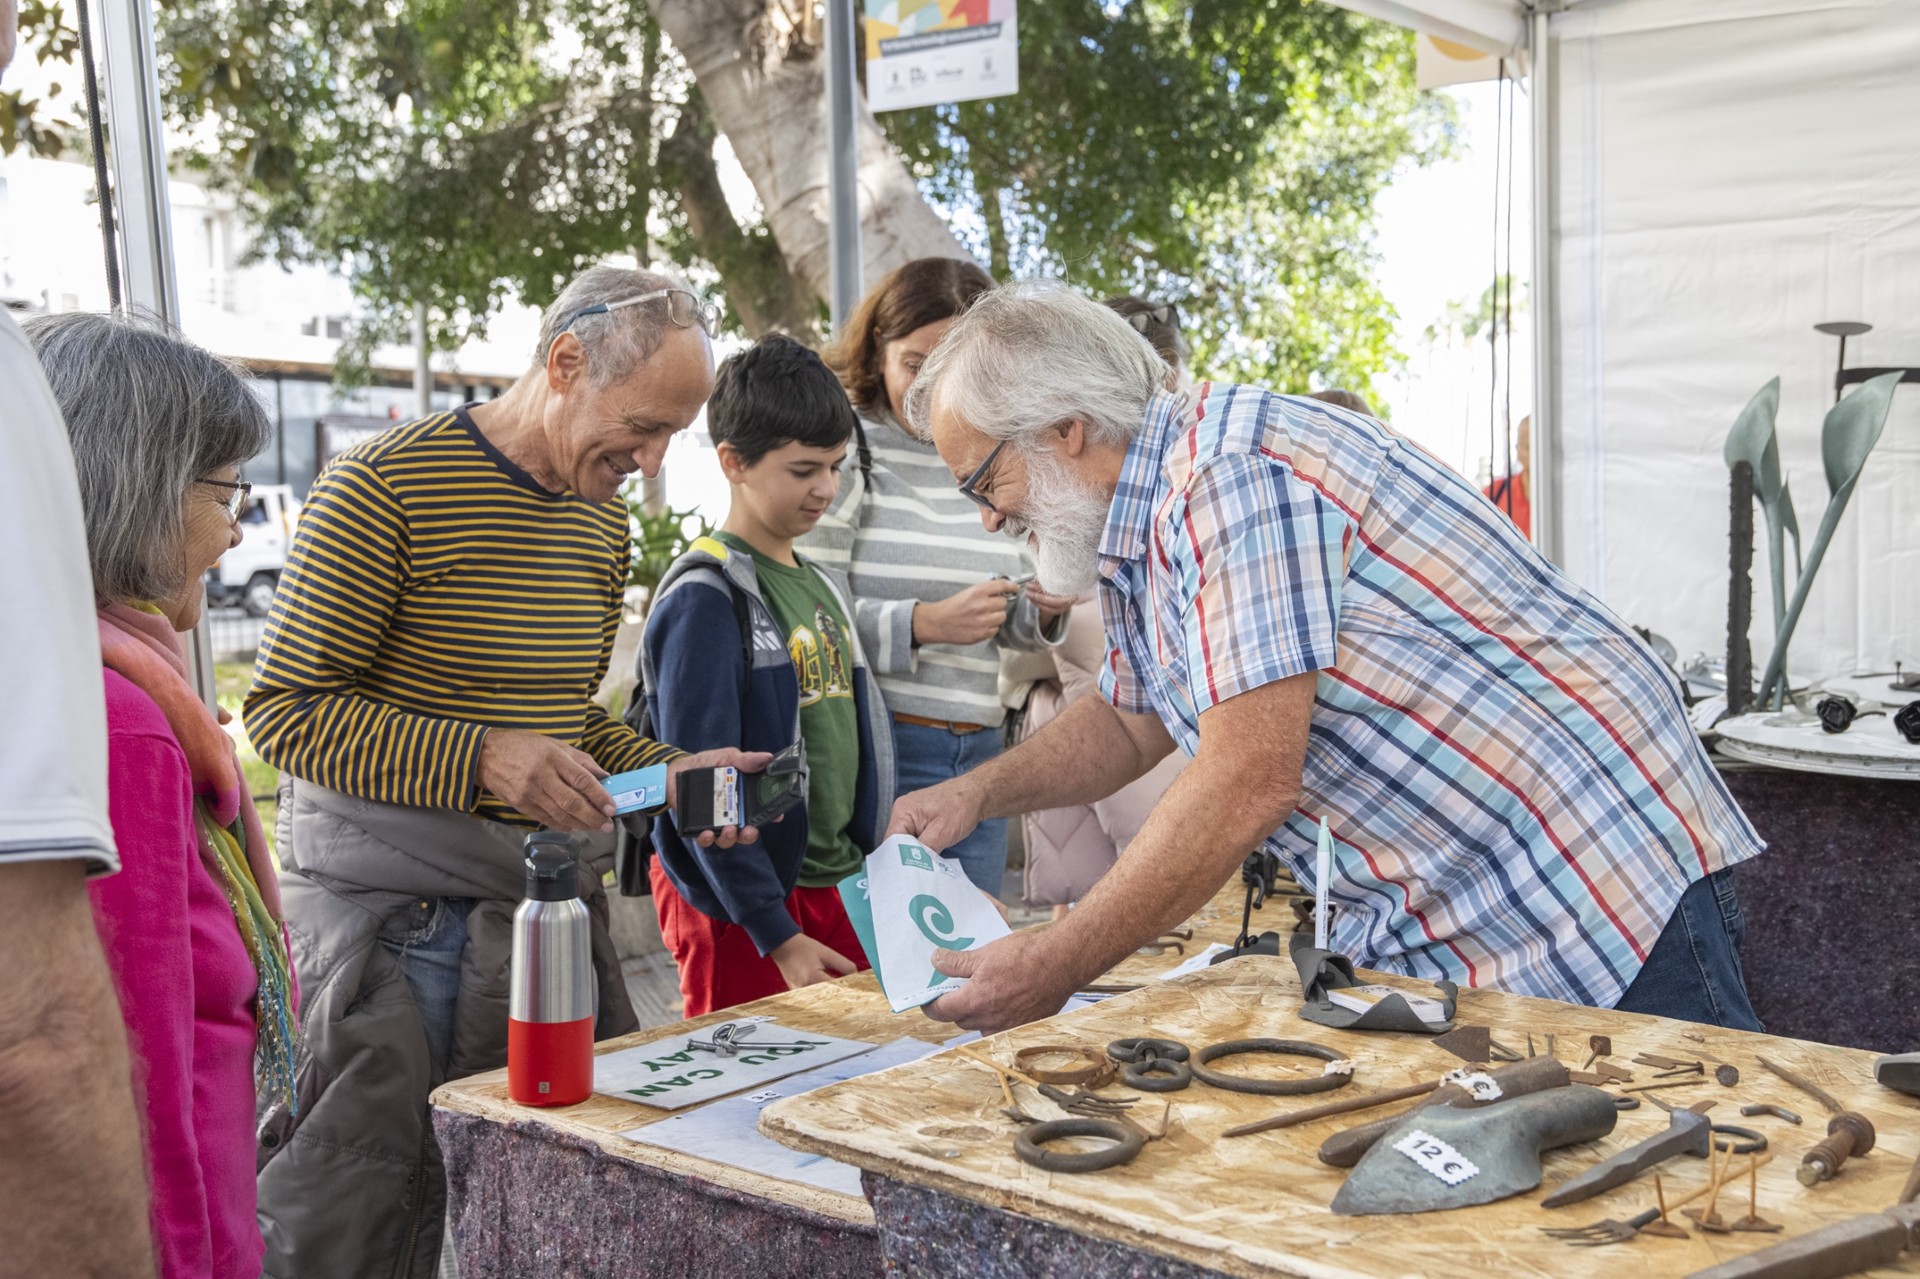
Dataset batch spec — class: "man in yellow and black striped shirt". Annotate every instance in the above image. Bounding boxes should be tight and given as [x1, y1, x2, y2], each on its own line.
[246, 266, 776, 1271]
[248, 268, 760, 833]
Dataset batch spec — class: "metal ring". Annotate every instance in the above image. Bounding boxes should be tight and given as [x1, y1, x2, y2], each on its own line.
[1189, 1039, 1354, 1097]
[1710, 1124, 1768, 1155]
[1014, 1044, 1115, 1087]
[1106, 1038, 1190, 1064]
[1611, 1095, 1642, 1111]
[1013, 1117, 1146, 1173]
[1120, 1056, 1193, 1093]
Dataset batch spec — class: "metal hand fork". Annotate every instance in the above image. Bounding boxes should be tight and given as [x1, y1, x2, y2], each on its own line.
[1541, 1153, 1773, 1247]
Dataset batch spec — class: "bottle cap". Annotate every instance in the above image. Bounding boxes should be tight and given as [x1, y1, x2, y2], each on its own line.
[523, 832, 580, 902]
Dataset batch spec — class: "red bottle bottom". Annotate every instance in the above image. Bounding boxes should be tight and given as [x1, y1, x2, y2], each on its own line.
[508, 1016, 594, 1106]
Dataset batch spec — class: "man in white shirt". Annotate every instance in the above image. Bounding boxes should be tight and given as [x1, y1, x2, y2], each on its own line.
[0, 10, 158, 1256]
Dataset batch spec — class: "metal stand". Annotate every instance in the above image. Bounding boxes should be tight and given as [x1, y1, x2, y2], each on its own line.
[825, 0, 862, 329]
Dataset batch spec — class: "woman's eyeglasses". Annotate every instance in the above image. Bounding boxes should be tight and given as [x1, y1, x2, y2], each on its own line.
[556, 288, 720, 337]
[1126, 303, 1181, 335]
[198, 477, 253, 523]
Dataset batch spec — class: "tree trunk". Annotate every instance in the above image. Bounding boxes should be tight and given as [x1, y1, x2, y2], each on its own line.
[659, 91, 819, 337]
[647, 0, 974, 307]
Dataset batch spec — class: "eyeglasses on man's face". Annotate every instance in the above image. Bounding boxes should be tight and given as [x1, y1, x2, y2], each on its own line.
[198, 477, 252, 523]
[556, 288, 720, 337]
[957, 438, 1010, 514]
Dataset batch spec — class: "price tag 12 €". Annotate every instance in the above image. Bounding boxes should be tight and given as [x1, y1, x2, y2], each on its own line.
[1391, 1128, 1480, 1186]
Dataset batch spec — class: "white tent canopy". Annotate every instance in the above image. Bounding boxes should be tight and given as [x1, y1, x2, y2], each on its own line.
[1330, 0, 1919, 685]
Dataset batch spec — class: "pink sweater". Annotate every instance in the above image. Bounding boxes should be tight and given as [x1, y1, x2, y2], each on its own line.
[89, 669, 263, 1279]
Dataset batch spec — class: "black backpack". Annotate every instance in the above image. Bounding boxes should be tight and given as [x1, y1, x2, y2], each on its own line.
[614, 573, 754, 896]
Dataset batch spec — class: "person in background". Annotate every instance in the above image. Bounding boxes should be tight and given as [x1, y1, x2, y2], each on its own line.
[29, 311, 286, 1279]
[1308, 388, 1374, 415]
[244, 265, 768, 1275]
[1485, 414, 1533, 540]
[643, 335, 896, 1015]
[0, 287, 157, 1279]
[1105, 295, 1194, 392]
[1017, 295, 1194, 920]
[802, 257, 1067, 896]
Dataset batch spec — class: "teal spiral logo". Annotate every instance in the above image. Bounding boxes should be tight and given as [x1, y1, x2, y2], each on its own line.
[909, 894, 974, 950]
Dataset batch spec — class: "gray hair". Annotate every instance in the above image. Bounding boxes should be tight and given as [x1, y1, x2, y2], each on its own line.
[25, 311, 271, 604]
[533, 264, 703, 387]
[905, 281, 1168, 450]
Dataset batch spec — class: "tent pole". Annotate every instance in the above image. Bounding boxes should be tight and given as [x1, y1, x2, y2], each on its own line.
[1527, 4, 1560, 564]
[99, 0, 219, 709]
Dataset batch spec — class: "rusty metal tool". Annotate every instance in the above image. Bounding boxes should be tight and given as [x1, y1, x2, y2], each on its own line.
[1541, 1108, 1712, 1208]
[1717, 1065, 1742, 1086]
[1543, 1153, 1773, 1246]
[1742, 1102, 1804, 1125]
[1225, 1078, 1441, 1139]
[1686, 1139, 1736, 1232]
[1638, 1053, 1703, 1071]
[1331, 1085, 1619, 1215]
[1797, 1112, 1876, 1185]
[1755, 1054, 1846, 1115]
[1583, 1035, 1613, 1070]
[1624, 1079, 1707, 1095]
[1682, 1202, 1920, 1278]
[1731, 1156, 1782, 1234]
[1901, 1147, 1920, 1208]
[1644, 1172, 1690, 1238]
[1318, 1056, 1569, 1167]
[1432, 1024, 1492, 1064]
[1487, 1035, 1525, 1062]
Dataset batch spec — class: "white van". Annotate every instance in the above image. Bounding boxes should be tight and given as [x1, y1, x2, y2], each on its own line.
[206, 484, 301, 616]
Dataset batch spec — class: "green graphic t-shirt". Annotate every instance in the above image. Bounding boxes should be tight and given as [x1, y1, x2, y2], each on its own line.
[717, 533, 863, 886]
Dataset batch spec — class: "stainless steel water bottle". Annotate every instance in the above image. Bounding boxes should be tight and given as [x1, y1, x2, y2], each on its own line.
[507, 832, 595, 1106]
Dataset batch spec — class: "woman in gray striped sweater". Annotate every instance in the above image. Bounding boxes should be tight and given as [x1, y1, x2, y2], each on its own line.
[799, 258, 1068, 894]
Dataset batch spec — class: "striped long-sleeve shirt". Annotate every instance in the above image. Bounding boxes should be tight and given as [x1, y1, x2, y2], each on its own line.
[244, 409, 680, 827]
[1098, 385, 1765, 1008]
[798, 415, 1061, 726]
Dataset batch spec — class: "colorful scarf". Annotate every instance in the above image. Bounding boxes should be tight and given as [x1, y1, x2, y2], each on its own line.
[96, 601, 297, 1112]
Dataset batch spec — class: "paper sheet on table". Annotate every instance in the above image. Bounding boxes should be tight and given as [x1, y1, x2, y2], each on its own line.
[619, 1037, 946, 1195]
[592, 1020, 877, 1110]
[1157, 942, 1234, 980]
[855, 835, 1012, 1013]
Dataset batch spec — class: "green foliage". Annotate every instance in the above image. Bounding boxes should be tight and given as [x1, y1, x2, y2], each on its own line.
[883, 1, 1455, 395]
[1, 0, 80, 156]
[625, 498, 711, 603]
[154, 0, 671, 366]
[9, 0, 1449, 404]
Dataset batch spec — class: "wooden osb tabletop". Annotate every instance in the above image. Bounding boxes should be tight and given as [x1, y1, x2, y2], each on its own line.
[760, 958, 1920, 1278]
[429, 880, 1260, 1226]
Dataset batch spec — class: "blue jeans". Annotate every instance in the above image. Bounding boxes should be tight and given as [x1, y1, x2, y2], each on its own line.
[1615, 869, 1762, 1030]
[893, 719, 1008, 895]
[378, 895, 474, 1077]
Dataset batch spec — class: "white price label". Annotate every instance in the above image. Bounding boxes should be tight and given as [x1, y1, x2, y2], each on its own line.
[747, 1090, 782, 1103]
[1439, 1068, 1503, 1102]
[1392, 1129, 1480, 1186]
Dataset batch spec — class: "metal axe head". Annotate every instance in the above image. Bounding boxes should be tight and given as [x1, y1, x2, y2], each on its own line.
[1331, 1085, 1619, 1216]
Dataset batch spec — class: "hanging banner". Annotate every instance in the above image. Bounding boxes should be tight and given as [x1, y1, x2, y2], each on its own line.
[865, 0, 1019, 113]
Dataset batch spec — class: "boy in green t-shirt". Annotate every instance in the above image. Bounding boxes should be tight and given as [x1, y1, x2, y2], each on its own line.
[641, 336, 896, 1015]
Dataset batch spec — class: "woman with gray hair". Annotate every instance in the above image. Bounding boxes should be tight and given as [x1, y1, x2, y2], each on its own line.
[28, 311, 288, 1279]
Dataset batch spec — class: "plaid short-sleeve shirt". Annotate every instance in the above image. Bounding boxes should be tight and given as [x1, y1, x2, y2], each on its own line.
[1097, 385, 1763, 1007]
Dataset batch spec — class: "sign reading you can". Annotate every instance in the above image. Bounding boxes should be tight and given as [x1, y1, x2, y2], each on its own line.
[592, 1022, 878, 1111]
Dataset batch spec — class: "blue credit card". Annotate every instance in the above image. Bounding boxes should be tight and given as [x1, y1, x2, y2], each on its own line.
[604, 764, 669, 815]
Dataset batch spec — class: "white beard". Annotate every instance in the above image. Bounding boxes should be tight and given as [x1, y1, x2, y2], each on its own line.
[1007, 447, 1110, 595]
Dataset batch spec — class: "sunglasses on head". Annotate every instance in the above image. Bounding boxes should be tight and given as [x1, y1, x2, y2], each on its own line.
[555, 288, 720, 337]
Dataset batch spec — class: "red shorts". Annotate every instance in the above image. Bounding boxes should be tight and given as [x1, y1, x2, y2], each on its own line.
[650, 859, 871, 1017]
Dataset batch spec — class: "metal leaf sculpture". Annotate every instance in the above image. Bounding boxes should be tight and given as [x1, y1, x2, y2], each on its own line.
[1757, 370, 1904, 707]
[1722, 378, 1790, 629]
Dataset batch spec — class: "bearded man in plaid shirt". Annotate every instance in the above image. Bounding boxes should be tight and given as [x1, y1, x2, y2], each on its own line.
[889, 282, 1765, 1035]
